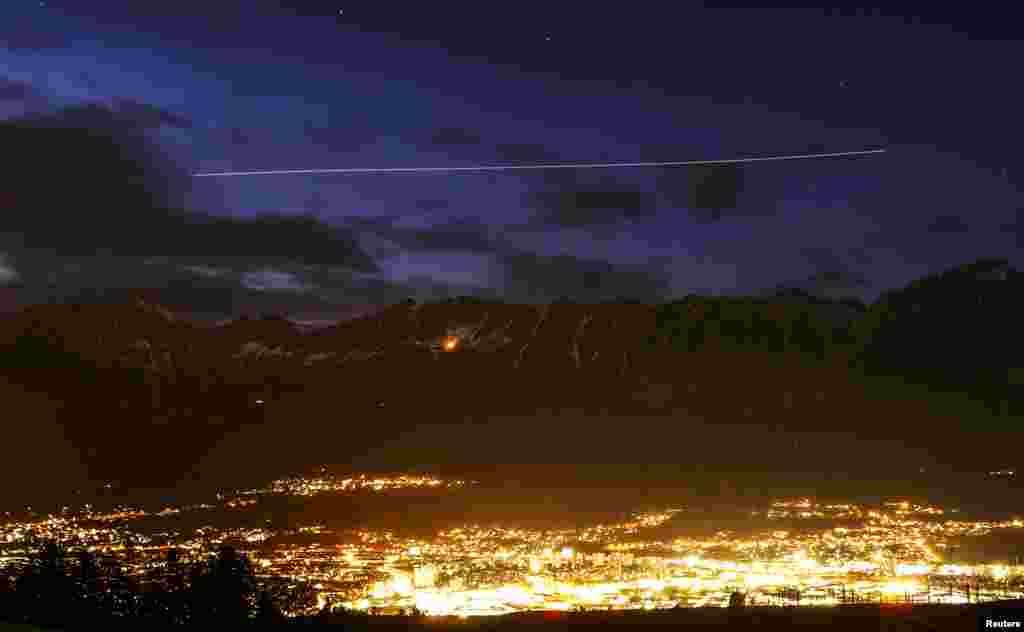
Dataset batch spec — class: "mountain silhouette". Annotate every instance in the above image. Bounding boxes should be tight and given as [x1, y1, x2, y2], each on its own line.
[0, 260, 1019, 505]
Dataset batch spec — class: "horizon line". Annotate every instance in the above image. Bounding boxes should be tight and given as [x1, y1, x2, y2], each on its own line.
[191, 148, 888, 178]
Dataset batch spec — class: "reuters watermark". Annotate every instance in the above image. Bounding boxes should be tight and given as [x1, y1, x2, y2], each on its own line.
[979, 608, 1024, 631]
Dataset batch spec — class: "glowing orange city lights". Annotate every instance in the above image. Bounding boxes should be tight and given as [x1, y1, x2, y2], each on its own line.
[442, 336, 459, 351]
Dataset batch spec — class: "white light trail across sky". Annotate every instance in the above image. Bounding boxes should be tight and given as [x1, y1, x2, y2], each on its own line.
[191, 148, 887, 178]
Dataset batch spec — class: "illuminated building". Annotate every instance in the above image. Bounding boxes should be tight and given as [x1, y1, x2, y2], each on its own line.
[414, 564, 437, 589]
[4, 481, 1023, 619]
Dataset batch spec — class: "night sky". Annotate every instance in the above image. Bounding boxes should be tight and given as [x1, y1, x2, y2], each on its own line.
[1, 2, 1021, 319]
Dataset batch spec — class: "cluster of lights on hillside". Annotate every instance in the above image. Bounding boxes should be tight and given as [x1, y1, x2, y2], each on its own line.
[288, 500, 1024, 615]
[238, 473, 474, 498]
[2, 489, 1023, 618]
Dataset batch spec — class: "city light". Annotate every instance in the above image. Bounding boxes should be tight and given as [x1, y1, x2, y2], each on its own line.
[2, 484, 1022, 618]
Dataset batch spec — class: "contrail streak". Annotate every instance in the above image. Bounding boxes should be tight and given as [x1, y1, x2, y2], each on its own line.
[191, 148, 887, 178]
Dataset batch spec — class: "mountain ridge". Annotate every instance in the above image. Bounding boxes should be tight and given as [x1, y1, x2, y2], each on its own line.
[0, 259, 1019, 504]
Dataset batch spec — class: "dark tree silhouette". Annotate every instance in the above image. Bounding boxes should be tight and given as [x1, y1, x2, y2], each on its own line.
[74, 548, 101, 622]
[256, 589, 286, 624]
[728, 591, 747, 608]
[188, 545, 256, 624]
[13, 541, 77, 625]
[77, 549, 98, 584]
[147, 547, 187, 623]
[0, 568, 15, 619]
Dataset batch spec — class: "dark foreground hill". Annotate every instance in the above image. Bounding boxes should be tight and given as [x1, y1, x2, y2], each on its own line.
[0, 259, 1020, 506]
[3, 602, 1020, 630]
[313, 602, 1021, 631]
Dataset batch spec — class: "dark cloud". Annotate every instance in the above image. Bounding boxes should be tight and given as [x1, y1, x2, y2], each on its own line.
[289, 267, 488, 305]
[647, 162, 753, 223]
[808, 269, 871, 290]
[25, 98, 193, 132]
[637, 144, 748, 222]
[347, 220, 406, 260]
[78, 71, 101, 92]
[863, 212, 975, 251]
[345, 215, 400, 230]
[110, 97, 193, 129]
[355, 217, 498, 254]
[0, 76, 51, 114]
[639, 140, 797, 224]
[529, 175, 659, 228]
[398, 275, 501, 303]
[648, 141, 815, 224]
[0, 247, 414, 317]
[799, 247, 850, 273]
[860, 229, 902, 249]
[2, 103, 188, 216]
[363, 242, 405, 260]
[800, 247, 871, 287]
[846, 247, 875, 267]
[403, 219, 498, 253]
[770, 270, 871, 302]
[636, 143, 696, 162]
[314, 274, 414, 304]
[681, 164, 745, 223]
[0, 254, 18, 284]
[430, 126, 483, 147]
[926, 214, 971, 234]
[228, 126, 252, 145]
[304, 191, 330, 215]
[415, 199, 450, 212]
[537, 167, 582, 188]
[499, 252, 670, 302]
[494, 143, 560, 163]
[303, 119, 380, 153]
[302, 118, 323, 137]
[166, 212, 378, 270]
[497, 144, 595, 188]
[0, 103, 378, 272]
[0, 77, 43, 102]
[1, 15, 69, 51]
[1001, 210, 1023, 247]
[241, 268, 312, 292]
[0, 253, 336, 316]
[785, 247, 872, 299]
